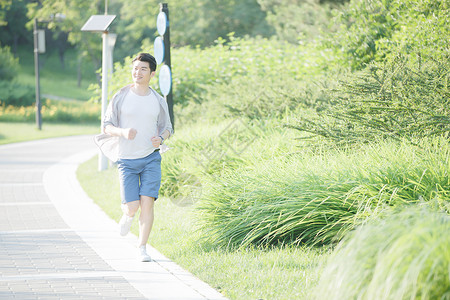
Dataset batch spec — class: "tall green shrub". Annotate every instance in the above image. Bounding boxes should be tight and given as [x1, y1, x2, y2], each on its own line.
[0, 45, 35, 107]
[194, 137, 450, 248]
[377, 0, 450, 65]
[314, 207, 450, 300]
[328, 0, 449, 70]
[0, 81, 34, 107]
[259, 0, 335, 44]
[105, 35, 328, 114]
[0, 45, 18, 81]
[328, 0, 401, 70]
[290, 53, 450, 143]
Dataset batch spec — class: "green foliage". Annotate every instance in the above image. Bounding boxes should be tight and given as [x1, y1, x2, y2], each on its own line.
[194, 137, 450, 248]
[328, 0, 450, 70]
[165, 0, 273, 47]
[0, 45, 19, 81]
[0, 0, 12, 26]
[169, 35, 328, 106]
[0, 81, 34, 107]
[24, 0, 274, 68]
[377, 0, 450, 65]
[289, 0, 450, 144]
[290, 53, 450, 143]
[199, 73, 333, 124]
[164, 35, 332, 126]
[158, 116, 305, 208]
[109, 0, 273, 57]
[26, 0, 110, 74]
[0, 0, 30, 52]
[259, 0, 336, 44]
[315, 207, 450, 300]
[328, 0, 401, 70]
[105, 35, 330, 117]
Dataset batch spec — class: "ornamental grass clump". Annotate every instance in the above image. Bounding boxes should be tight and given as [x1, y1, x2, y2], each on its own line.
[195, 137, 450, 248]
[314, 207, 450, 300]
[195, 154, 380, 248]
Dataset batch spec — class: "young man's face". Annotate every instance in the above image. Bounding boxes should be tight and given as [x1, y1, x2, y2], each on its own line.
[132, 60, 154, 85]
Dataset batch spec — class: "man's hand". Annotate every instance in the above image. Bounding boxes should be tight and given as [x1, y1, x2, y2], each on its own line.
[122, 128, 137, 140]
[151, 136, 162, 148]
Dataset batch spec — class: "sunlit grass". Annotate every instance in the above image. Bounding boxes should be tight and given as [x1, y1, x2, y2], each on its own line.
[16, 47, 97, 101]
[195, 137, 450, 248]
[314, 207, 450, 300]
[0, 121, 99, 145]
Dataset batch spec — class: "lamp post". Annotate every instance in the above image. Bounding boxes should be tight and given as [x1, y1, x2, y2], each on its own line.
[107, 33, 117, 80]
[81, 14, 116, 171]
[155, 3, 174, 128]
[33, 18, 43, 130]
[33, 14, 66, 130]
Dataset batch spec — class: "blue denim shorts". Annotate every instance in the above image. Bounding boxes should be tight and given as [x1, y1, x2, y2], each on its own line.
[117, 150, 162, 204]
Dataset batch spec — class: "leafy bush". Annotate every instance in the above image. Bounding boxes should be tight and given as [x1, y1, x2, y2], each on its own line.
[328, 0, 450, 70]
[327, 0, 400, 70]
[290, 53, 450, 143]
[259, 0, 336, 44]
[376, 0, 450, 66]
[314, 207, 450, 300]
[194, 137, 450, 248]
[189, 72, 333, 124]
[104, 35, 330, 114]
[0, 45, 19, 81]
[0, 81, 35, 107]
[0, 46, 32, 108]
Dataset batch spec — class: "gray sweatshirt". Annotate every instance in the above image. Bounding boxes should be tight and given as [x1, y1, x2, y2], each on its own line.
[94, 84, 173, 162]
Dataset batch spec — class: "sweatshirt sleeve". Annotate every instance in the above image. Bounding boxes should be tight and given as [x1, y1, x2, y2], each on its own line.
[158, 95, 174, 137]
[102, 92, 119, 133]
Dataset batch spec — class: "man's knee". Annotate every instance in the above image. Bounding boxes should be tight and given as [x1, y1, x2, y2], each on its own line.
[140, 196, 155, 206]
[123, 201, 140, 216]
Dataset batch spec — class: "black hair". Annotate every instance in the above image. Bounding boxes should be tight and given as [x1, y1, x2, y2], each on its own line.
[132, 53, 157, 72]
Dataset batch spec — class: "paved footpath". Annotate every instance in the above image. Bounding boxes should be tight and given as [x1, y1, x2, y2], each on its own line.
[0, 135, 227, 300]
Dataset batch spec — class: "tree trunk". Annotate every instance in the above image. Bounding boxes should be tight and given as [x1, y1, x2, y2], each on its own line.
[77, 55, 82, 87]
[56, 32, 68, 70]
[59, 49, 65, 70]
[12, 34, 19, 56]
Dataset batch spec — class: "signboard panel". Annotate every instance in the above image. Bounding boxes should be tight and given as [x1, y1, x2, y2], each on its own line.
[37, 30, 46, 53]
[157, 12, 167, 36]
[154, 36, 165, 65]
[159, 65, 172, 96]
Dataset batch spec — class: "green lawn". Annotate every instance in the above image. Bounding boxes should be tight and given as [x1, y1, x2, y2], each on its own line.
[0, 122, 99, 145]
[16, 46, 97, 101]
[0, 46, 100, 144]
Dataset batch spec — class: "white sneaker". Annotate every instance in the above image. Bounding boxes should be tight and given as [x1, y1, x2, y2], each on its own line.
[139, 245, 152, 262]
[119, 214, 134, 236]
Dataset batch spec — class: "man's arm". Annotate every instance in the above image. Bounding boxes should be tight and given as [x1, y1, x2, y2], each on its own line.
[151, 129, 170, 147]
[159, 129, 170, 142]
[105, 124, 137, 140]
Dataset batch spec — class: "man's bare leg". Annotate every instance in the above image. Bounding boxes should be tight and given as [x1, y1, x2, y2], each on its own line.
[138, 195, 155, 247]
[122, 200, 140, 217]
[119, 200, 139, 237]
